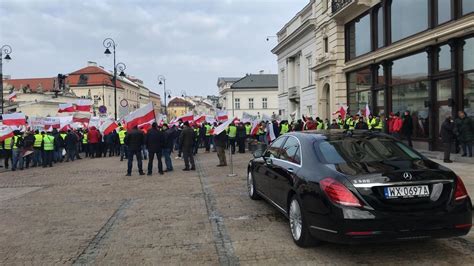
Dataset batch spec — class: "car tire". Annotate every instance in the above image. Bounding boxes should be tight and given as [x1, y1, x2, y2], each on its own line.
[289, 195, 317, 247]
[247, 171, 261, 200]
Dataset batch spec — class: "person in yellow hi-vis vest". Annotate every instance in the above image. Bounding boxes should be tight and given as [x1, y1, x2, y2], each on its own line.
[32, 130, 43, 167]
[227, 122, 237, 154]
[42, 131, 55, 168]
[3, 135, 14, 169]
[204, 122, 213, 152]
[118, 127, 127, 161]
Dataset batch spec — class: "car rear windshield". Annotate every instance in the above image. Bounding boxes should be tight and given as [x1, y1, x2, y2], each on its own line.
[315, 137, 422, 164]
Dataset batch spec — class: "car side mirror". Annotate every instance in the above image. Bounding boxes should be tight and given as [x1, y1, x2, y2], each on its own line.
[253, 149, 264, 158]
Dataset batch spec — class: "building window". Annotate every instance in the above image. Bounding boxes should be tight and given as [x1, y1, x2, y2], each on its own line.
[391, 0, 428, 43]
[463, 0, 474, 15]
[464, 38, 474, 71]
[348, 67, 372, 114]
[438, 44, 452, 72]
[347, 12, 371, 59]
[437, 0, 452, 25]
[392, 52, 428, 85]
[307, 56, 313, 85]
[248, 98, 254, 109]
[234, 98, 240, 109]
[262, 98, 268, 109]
[324, 37, 329, 53]
[391, 51, 429, 139]
[376, 6, 384, 48]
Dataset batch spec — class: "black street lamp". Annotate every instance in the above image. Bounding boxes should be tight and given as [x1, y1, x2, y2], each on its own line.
[103, 38, 127, 120]
[181, 90, 188, 114]
[0, 44, 13, 115]
[158, 75, 171, 117]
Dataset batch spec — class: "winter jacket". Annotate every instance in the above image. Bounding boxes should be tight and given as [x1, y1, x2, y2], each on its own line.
[146, 128, 165, 152]
[124, 128, 145, 151]
[402, 116, 414, 136]
[440, 119, 455, 143]
[65, 132, 78, 149]
[179, 126, 195, 153]
[456, 116, 474, 143]
[87, 128, 101, 144]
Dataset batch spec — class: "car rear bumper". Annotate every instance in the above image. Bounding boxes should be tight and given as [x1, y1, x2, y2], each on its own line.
[307, 203, 472, 244]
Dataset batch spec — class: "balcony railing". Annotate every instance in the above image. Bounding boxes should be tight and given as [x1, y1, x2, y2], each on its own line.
[332, 0, 353, 14]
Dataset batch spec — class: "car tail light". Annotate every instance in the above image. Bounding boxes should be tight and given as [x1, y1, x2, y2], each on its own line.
[454, 176, 469, 201]
[320, 178, 363, 207]
[454, 224, 472, 229]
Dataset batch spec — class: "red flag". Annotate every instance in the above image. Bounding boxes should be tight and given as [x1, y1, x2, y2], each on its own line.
[193, 115, 206, 124]
[58, 103, 75, 113]
[75, 99, 92, 112]
[2, 113, 26, 126]
[123, 103, 155, 130]
[250, 119, 260, 135]
[7, 91, 17, 102]
[73, 112, 92, 125]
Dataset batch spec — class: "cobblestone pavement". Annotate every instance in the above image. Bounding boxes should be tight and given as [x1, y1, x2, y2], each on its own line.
[0, 151, 473, 265]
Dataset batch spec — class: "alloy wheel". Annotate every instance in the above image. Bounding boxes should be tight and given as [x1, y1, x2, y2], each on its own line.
[289, 199, 302, 241]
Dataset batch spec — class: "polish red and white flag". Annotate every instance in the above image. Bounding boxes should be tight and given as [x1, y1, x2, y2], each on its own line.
[216, 110, 228, 122]
[7, 91, 17, 102]
[2, 113, 27, 126]
[212, 118, 234, 136]
[177, 111, 194, 122]
[75, 99, 93, 112]
[250, 119, 260, 135]
[0, 126, 14, 141]
[100, 119, 119, 135]
[123, 102, 155, 130]
[193, 114, 206, 124]
[266, 122, 276, 142]
[43, 117, 61, 129]
[58, 103, 75, 113]
[73, 112, 92, 125]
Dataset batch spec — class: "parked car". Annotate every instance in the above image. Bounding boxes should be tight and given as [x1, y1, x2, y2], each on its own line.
[247, 130, 472, 247]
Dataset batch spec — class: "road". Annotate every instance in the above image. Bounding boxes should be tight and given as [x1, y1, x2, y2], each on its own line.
[0, 151, 473, 265]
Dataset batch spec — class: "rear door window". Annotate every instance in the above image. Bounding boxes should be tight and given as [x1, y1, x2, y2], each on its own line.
[280, 137, 301, 164]
[265, 137, 287, 158]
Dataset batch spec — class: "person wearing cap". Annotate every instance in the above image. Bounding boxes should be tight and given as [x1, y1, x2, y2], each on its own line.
[145, 122, 164, 175]
[179, 121, 196, 171]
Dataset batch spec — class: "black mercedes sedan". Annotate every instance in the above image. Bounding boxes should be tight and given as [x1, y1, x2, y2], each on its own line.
[247, 131, 472, 247]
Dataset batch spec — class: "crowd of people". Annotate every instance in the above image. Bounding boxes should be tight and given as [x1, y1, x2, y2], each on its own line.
[0, 110, 472, 174]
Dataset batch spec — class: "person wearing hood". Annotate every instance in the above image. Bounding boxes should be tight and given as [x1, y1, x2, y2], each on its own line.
[87, 126, 100, 158]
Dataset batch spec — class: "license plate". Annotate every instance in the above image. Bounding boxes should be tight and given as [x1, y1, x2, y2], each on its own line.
[384, 185, 430, 199]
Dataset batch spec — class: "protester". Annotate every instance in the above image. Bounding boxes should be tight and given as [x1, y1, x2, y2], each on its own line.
[21, 131, 35, 169]
[402, 111, 414, 147]
[214, 123, 228, 167]
[42, 131, 55, 168]
[162, 124, 176, 172]
[440, 115, 455, 163]
[65, 129, 78, 162]
[227, 122, 237, 154]
[32, 130, 43, 167]
[146, 122, 164, 175]
[124, 125, 145, 176]
[179, 122, 196, 171]
[456, 110, 473, 157]
[236, 122, 246, 154]
[88, 126, 100, 158]
[11, 130, 24, 171]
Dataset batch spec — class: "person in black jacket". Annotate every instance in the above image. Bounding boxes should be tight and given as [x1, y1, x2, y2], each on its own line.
[236, 122, 246, 153]
[64, 129, 78, 162]
[179, 122, 196, 171]
[214, 126, 228, 166]
[162, 124, 177, 172]
[440, 116, 455, 163]
[124, 126, 145, 176]
[402, 111, 414, 147]
[146, 122, 165, 175]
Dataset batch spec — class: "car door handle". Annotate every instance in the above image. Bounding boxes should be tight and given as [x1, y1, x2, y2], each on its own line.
[265, 158, 273, 165]
[287, 167, 294, 173]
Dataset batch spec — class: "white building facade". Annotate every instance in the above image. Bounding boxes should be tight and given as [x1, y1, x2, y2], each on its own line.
[217, 74, 279, 119]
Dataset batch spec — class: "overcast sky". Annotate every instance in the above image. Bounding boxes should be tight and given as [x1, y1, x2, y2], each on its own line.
[0, 0, 309, 97]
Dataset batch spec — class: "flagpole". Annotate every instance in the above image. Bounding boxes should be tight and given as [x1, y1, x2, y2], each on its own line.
[227, 146, 237, 177]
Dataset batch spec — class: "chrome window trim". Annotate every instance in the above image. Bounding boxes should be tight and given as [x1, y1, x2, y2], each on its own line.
[310, 226, 338, 234]
[353, 179, 453, 188]
[277, 135, 303, 167]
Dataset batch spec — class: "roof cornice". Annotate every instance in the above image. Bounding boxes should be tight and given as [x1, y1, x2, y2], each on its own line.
[272, 18, 316, 55]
